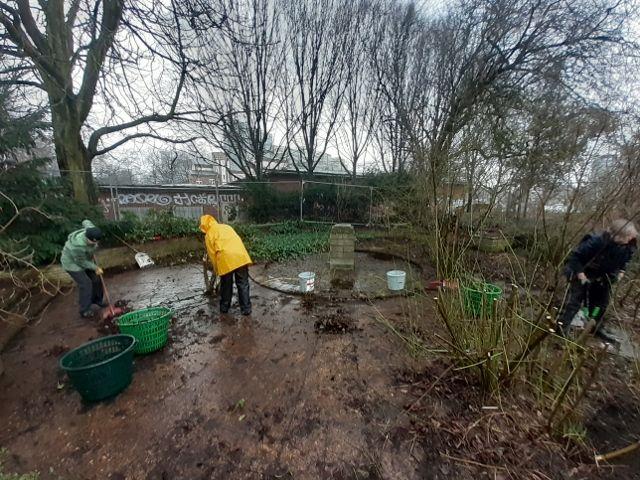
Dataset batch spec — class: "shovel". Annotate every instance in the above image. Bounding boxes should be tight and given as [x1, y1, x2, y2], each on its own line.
[98, 275, 124, 320]
[113, 233, 155, 268]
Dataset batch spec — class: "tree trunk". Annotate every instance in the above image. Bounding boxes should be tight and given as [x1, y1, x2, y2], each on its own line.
[523, 187, 530, 219]
[51, 103, 96, 204]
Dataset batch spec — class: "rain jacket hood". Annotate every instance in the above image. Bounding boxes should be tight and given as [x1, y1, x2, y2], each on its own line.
[200, 215, 252, 276]
[199, 214, 218, 234]
[60, 220, 99, 272]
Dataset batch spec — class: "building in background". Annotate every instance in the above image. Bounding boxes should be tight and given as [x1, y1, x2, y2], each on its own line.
[188, 154, 226, 185]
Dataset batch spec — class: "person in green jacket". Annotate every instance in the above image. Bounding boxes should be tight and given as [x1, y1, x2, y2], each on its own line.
[61, 220, 106, 318]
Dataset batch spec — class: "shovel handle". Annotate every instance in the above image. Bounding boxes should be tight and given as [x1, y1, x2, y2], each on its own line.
[99, 276, 113, 315]
[113, 233, 140, 254]
[95, 259, 114, 317]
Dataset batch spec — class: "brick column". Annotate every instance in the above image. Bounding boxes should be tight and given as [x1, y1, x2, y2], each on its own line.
[329, 223, 355, 288]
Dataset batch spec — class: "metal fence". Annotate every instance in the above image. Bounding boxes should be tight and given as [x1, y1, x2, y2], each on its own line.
[232, 180, 385, 226]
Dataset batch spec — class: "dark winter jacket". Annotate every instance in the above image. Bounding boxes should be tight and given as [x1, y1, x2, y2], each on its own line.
[564, 232, 636, 280]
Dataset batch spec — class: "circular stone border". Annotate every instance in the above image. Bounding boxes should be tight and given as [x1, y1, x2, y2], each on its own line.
[248, 247, 424, 300]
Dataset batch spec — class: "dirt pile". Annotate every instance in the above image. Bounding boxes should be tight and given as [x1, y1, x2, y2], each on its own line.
[97, 299, 132, 335]
[314, 308, 355, 334]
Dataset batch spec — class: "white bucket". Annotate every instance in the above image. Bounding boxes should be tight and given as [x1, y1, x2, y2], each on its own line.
[386, 270, 406, 291]
[298, 271, 316, 293]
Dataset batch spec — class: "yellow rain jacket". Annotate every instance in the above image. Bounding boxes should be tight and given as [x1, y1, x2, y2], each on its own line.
[200, 215, 252, 276]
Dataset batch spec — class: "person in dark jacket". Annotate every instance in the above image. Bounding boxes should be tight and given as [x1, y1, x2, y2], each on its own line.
[556, 219, 638, 341]
[60, 219, 107, 318]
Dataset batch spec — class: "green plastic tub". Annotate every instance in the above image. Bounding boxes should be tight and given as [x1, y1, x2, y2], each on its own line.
[462, 282, 502, 317]
[116, 307, 172, 354]
[59, 334, 136, 402]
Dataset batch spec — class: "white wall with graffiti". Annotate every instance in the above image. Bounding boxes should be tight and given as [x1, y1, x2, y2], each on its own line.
[98, 186, 244, 222]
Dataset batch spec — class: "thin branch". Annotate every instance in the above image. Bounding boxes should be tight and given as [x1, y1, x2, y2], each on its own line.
[94, 133, 201, 156]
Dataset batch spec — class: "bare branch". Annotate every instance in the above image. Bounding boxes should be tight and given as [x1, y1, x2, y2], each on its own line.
[94, 133, 201, 157]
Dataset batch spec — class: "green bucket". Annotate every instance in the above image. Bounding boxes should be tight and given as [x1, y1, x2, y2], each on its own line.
[116, 307, 172, 354]
[59, 334, 136, 402]
[462, 282, 502, 317]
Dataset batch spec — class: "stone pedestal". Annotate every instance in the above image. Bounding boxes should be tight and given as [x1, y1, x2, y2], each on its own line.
[330, 223, 355, 288]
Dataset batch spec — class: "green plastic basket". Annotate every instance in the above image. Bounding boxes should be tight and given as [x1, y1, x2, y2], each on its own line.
[59, 334, 136, 402]
[462, 282, 502, 317]
[116, 307, 172, 354]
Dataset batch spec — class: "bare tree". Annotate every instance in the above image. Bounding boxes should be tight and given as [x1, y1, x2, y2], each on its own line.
[280, 0, 350, 174]
[372, 98, 412, 174]
[0, 0, 224, 203]
[193, 0, 287, 180]
[0, 75, 48, 166]
[372, 0, 631, 206]
[334, 0, 380, 181]
[92, 160, 137, 185]
[369, 1, 426, 174]
[367, 0, 633, 276]
[144, 149, 192, 185]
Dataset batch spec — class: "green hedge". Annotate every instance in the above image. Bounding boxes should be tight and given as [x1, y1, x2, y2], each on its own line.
[98, 211, 199, 246]
[241, 183, 299, 223]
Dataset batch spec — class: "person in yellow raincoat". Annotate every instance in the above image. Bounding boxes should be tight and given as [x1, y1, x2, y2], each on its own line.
[200, 215, 253, 315]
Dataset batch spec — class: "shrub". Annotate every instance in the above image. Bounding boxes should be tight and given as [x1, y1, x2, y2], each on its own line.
[0, 161, 100, 265]
[241, 183, 299, 223]
[98, 210, 199, 245]
[302, 183, 371, 224]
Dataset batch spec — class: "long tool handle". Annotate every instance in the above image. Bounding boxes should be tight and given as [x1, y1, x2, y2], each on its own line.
[113, 233, 140, 254]
[99, 275, 114, 317]
[92, 254, 114, 316]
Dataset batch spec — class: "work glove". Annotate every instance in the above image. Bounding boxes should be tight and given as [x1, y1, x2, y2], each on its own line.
[577, 272, 589, 285]
[617, 271, 625, 282]
[96, 267, 104, 276]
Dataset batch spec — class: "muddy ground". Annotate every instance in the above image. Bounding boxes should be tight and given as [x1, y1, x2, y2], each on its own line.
[1, 264, 639, 479]
[1, 264, 433, 479]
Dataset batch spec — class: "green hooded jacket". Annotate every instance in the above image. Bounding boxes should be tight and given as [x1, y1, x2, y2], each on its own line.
[60, 220, 99, 272]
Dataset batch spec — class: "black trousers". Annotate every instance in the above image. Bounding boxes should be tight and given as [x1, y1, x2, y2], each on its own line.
[67, 269, 104, 314]
[557, 278, 610, 335]
[219, 265, 251, 314]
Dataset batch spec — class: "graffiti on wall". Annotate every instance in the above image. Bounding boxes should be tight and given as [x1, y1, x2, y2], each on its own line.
[99, 191, 242, 217]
